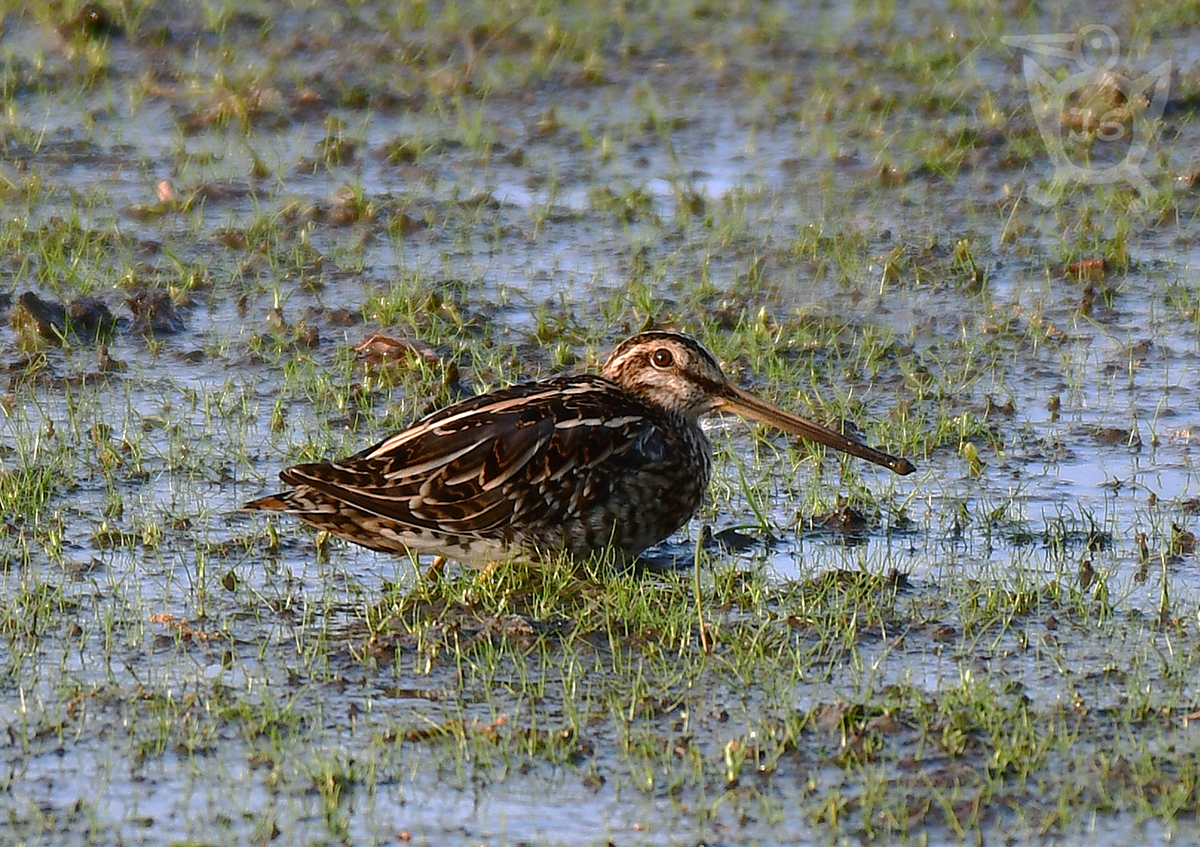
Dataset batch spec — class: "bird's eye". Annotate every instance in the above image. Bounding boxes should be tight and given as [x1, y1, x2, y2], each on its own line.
[651, 348, 674, 369]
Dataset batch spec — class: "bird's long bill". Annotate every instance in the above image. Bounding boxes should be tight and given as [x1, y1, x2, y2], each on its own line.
[715, 385, 916, 475]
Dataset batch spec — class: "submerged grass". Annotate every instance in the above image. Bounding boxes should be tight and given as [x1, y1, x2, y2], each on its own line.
[321, 551, 1200, 842]
[0, 0, 1199, 844]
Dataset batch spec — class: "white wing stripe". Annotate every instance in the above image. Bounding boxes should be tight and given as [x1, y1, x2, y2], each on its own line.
[479, 437, 549, 491]
[364, 387, 575, 458]
[555, 414, 644, 430]
[374, 441, 479, 479]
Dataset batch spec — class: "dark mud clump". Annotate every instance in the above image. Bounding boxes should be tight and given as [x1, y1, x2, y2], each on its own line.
[11, 291, 116, 349]
[127, 287, 185, 336]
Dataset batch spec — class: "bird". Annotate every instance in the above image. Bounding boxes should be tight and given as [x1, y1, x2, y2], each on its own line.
[242, 331, 915, 566]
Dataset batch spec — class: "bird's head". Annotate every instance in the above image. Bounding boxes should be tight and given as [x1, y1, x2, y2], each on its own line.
[601, 330, 916, 475]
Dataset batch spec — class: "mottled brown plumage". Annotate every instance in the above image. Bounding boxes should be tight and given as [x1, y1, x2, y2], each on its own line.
[243, 331, 915, 564]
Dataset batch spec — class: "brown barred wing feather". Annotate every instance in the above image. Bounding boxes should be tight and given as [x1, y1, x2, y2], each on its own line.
[272, 376, 670, 554]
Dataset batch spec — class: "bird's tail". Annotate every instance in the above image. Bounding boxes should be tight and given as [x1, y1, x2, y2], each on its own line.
[241, 493, 293, 512]
[242, 491, 336, 513]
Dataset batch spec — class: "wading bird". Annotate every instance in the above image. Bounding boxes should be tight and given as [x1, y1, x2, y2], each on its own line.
[243, 331, 915, 565]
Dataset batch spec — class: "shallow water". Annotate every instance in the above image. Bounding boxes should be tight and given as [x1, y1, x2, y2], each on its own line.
[3, 1, 1200, 845]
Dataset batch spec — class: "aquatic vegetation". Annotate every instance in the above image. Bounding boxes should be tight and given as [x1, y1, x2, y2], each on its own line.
[0, 1, 1197, 845]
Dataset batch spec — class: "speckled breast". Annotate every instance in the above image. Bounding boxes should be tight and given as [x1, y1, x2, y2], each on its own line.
[516, 411, 714, 559]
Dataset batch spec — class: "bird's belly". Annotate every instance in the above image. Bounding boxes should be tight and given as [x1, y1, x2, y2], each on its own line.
[609, 475, 706, 556]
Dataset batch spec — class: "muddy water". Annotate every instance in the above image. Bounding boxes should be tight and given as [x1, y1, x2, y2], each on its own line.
[2, 2, 1200, 846]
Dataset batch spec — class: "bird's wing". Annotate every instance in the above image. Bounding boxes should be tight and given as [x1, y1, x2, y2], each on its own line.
[279, 375, 667, 540]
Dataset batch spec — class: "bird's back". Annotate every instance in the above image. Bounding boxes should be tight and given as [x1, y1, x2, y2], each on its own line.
[248, 374, 713, 561]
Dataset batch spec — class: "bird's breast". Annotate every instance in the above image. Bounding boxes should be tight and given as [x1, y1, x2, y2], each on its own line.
[565, 415, 713, 557]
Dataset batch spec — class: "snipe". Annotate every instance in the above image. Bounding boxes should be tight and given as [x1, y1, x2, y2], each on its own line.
[243, 331, 915, 564]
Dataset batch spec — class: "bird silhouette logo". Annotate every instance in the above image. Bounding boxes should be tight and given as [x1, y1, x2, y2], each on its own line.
[1002, 25, 1171, 204]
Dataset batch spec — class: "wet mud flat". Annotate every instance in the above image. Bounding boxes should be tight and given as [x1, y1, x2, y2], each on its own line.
[1, 1, 1200, 845]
